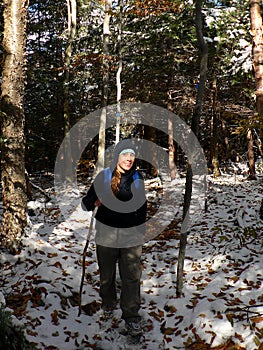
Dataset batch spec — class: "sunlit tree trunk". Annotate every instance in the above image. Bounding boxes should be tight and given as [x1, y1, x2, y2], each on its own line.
[64, 0, 77, 135]
[62, 0, 77, 181]
[97, 0, 112, 172]
[0, 0, 28, 253]
[247, 128, 256, 179]
[167, 97, 177, 179]
[211, 79, 221, 177]
[116, 0, 123, 144]
[248, 0, 262, 179]
[250, 0, 263, 115]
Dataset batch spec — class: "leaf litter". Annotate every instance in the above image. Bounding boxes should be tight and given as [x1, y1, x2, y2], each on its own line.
[0, 172, 263, 349]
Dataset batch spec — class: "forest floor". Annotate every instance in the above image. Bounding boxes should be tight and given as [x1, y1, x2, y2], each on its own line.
[1, 163, 263, 350]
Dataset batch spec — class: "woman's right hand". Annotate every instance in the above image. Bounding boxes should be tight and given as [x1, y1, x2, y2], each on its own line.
[94, 199, 102, 206]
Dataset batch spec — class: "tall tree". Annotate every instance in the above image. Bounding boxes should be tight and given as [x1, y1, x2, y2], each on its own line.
[97, 0, 112, 172]
[250, 0, 263, 116]
[115, 0, 123, 144]
[26, 0, 66, 172]
[249, 0, 263, 179]
[1, 0, 28, 253]
[176, 0, 208, 297]
[211, 78, 221, 177]
[167, 95, 178, 180]
[64, 0, 77, 135]
[61, 0, 77, 181]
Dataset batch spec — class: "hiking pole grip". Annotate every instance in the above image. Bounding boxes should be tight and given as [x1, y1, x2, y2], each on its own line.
[78, 205, 98, 316]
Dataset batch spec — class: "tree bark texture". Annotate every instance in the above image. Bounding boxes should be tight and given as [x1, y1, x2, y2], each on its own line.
[247, 128, 256, 179]
[143, 124, 158, 178]
[116, 0, 123, 144]
[64, 0, 77, 135]
[176, 0, 207, 297]
[1, 0, 28, 253]
[97, 0, 112, 172]
[61, 0, 77, 182]
[191, 0, 208, 136]
[250, 0, 263, 116]
[249, 0, 262, 179]
[211, 80, 221, 177]
[167, 96, 178, 180]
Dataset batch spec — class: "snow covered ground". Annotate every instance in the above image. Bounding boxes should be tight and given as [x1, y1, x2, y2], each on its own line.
[1, 170, 263, 349]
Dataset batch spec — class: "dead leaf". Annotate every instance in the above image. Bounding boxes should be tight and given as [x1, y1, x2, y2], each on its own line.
[149, 310, 162, 322]
[215, 312, 223, 319]
[234, 332, 243, 342]
[51, 309, 59, 325]
[164, 327, 176, 335]
[158, 308, 165, 318]
[81, 300, 100, 316]
[251, 316, 263, 324]
[164, 334, 173, 343]
[174, 315, 184, 326]
[38, 250, 46, 255]
[226, 313, 234, 326]
[164, 304, 177, 314]
[229, 276, 239, 283]
[26, 329, 38, 336]
[52, 331, 59, 337]
[48, 253, 58, 258]
[52, 261, 62, 269]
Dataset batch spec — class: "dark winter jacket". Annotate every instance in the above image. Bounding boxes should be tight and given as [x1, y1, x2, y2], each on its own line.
[82, 166, 147, 228]
[81, 139, 147, 247]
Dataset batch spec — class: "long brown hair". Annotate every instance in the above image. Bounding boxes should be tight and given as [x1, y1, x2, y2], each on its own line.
[111, 165, 123, 194]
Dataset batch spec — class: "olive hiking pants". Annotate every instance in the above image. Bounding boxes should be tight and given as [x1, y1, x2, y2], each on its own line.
[96, 244, 142, 322]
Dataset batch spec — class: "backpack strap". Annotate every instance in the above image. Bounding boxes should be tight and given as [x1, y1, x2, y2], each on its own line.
[103, 167, 112, 193]
[132, 170, 140, 190]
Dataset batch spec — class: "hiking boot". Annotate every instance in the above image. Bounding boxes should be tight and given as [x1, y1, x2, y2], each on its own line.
[125, 320, 143, 337]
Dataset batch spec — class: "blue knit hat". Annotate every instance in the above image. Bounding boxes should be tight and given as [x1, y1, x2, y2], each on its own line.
[119, 148, 135, 156]
[111, 139, 137, 170]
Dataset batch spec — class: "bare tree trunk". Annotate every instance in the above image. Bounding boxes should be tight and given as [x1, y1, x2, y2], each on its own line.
[249, 0, 263, 179]
[191, 0, 208, 137]
[167, 98, 177, 179]
[259, 128, 263, 156]
[176, 164, 192, 296]
[222, 119, 230, 163]
[247, 128, 256, 179]
[211, 79, 221, 177]
[144, 124, 158, 178]
[97, 0, 112, 172]
[0, 0, 28, 253]
[62, 0, 77, 182]
[250, 0, 263, 115]
[260, 197, 263, 220]
[176, 0, 207, 297]
[64, 0, 77, 135]
[116, 0, 123, 144]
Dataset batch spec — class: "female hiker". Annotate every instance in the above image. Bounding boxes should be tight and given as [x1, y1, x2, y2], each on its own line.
[81, 139, 147, 339]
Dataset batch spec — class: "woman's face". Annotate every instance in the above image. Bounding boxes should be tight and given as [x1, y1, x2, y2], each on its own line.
[118, 152, 135, 171]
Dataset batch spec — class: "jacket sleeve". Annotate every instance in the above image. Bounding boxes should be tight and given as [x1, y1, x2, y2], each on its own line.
[135, 172, 147, 225]
[81, 170, 105, 211]
[81, 183, 98, 212]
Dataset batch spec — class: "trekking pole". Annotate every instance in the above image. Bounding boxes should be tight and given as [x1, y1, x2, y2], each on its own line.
[78, 205, 98, 316]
